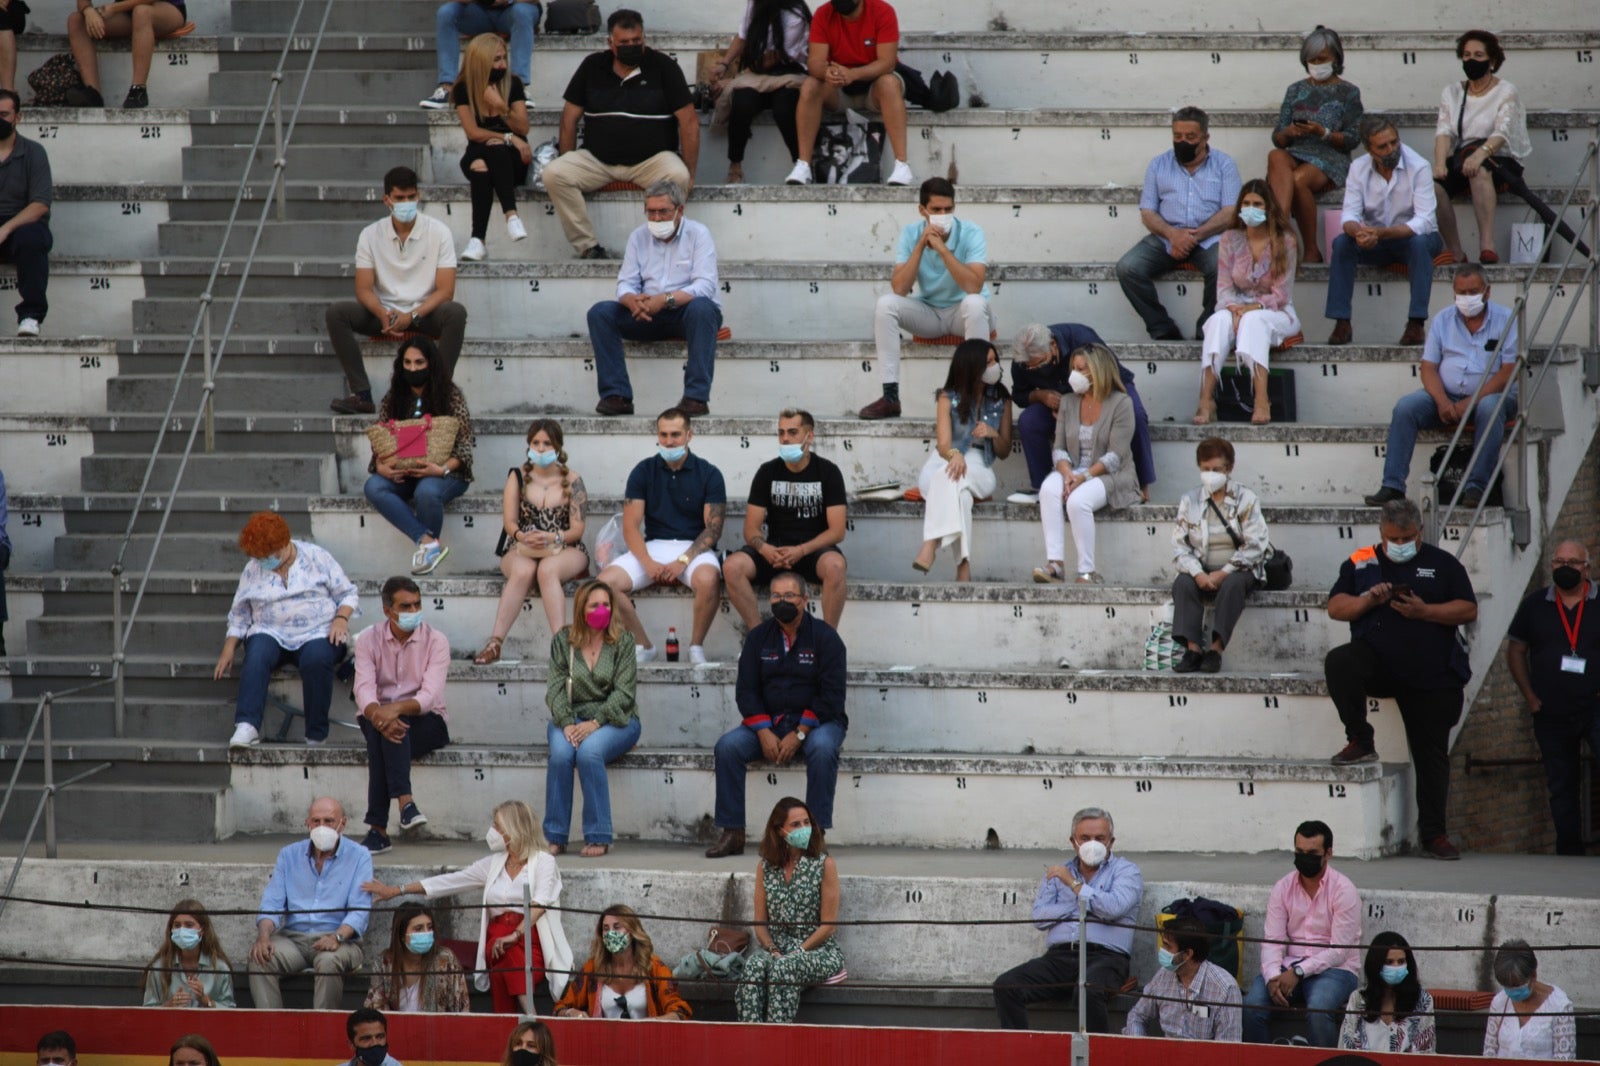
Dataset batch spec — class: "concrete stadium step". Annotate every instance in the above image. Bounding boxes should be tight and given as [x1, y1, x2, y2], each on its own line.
[14, 36, 213, 105]
[0, 260, 142, 340]
[179, 142, 430, 183]
[221, 742, 1411, 856]
[77, 451, 339, 494]
[0, 782, 230, 842]
[127, 258, 1591, 343]
[23, 110, 192, 183]
[0, 340, 120, 416]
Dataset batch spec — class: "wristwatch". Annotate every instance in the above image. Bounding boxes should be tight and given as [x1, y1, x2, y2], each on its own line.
[676, 553, 691, 565]
[1291, 964, 1304, 979]
[796, 729, 809, 743]
[665, 294, 678, 311]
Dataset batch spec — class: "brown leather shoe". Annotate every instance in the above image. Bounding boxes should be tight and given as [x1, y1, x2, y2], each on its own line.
[858, 395, 902, 419]
[704, 829, 745, 858]
[595, 395, 634, 416]
[1326, 319, 1353, 346]
[676, 397, 710, 417]
[1398, 319, 1427, 346]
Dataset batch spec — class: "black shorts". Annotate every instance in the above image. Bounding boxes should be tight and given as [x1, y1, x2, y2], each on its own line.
[733, 544, 844, 586]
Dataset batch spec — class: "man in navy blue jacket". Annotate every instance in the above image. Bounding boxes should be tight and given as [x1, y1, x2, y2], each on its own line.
[705, 570, 848, 857]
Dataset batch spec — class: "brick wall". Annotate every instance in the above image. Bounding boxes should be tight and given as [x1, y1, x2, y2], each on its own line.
[1454, 431, 1600, 852]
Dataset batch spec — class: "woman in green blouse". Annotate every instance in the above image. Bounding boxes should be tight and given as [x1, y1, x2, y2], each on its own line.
[545, 578, 641, 857]
[142, 899, 236, 1008]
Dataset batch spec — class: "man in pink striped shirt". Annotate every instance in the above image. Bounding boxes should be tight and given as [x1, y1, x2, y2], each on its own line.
[355, 576, 452, 854]
[1242, 819, 1362, 1046]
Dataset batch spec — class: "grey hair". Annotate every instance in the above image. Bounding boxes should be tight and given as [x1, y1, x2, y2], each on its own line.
[1380, 498, 1423, 532]
[644, 179, 684, 208]
[1454, 262, 1488, 286]
[1013, 323, 1054, 362]
[1301, 25, 1345, 75]
[1071, 807, 1114, 837]
[1358, 113, 1397, 148]
[1172, 106, 1209, 133]
[1492, 939, 1538, 987]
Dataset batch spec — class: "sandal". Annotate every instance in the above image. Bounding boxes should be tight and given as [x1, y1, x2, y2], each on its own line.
[581, 843, 610, 857]
[473, 636, 503, 665]
[547, 842, 567, 855]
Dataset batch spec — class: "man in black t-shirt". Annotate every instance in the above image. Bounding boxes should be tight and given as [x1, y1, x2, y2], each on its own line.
[1324, 498, 1478, 860]
[541, 8, 699, 260]
[726, 409, 849, 629]
[1506, 540, 1600, 855]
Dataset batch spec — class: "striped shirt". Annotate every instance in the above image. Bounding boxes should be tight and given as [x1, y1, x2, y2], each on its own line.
[563, 50, 692, 167]
[1123, 960, 1243, 1042]
[1138, 148, 1241, 252]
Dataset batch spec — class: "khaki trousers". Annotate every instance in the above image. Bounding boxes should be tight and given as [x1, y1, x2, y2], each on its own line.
[541, 149, 692, 254]
[246, 930, 364, 1010]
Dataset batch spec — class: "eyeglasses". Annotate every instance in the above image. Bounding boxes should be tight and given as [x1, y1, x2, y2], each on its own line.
[770, 593, 806, 602]
[1553, 558, 1587, 567]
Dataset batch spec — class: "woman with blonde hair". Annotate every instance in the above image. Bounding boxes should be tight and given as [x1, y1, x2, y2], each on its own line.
[476, 419, 591, 665]
[453, 33, 533, 261]
[363, 799, 573, 1013]
[142, 899, 235, 1008]
[1197, 178, 1300, 425]
[1035, 343, 1138, 584]
[554, 904, 691, 1019]
[363, 901, 470, 1012]
[544, 579, 640, 857]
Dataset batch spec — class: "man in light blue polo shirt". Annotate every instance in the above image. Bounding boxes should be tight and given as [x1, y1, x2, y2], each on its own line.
[1363, 263, 1517, 509]
[1117, 106, 1240, 341]
[862, 176, 994, 419]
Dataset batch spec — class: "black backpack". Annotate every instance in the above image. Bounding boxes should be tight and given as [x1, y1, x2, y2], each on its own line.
[544, 0, 599, 33]
[898, 62, 959, 112]
[27, 52, 83, 107]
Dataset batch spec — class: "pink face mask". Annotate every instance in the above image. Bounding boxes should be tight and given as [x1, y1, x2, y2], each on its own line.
[586, 603, 613, 629]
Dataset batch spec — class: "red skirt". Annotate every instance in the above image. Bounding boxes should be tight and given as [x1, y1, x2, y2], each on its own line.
[486, 909, 546, 1011]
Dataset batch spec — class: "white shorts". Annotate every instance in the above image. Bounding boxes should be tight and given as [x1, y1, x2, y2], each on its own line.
[607, 539, 722, 590]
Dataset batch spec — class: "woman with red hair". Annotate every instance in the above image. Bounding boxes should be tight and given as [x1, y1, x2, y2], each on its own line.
[214, 511, 360, 749]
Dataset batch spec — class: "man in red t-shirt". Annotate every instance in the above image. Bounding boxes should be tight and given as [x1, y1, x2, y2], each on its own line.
[787, 0, 912, 186]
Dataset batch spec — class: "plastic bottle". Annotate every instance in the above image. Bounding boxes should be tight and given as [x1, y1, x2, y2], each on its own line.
[665, 627, 680, 662]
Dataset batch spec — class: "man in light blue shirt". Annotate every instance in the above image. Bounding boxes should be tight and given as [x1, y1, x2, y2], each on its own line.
[993, 806, 1145, 1032]
[588, 179, 722, 418]
[248, 796, 373, 1010]
[1364, 263, 1516, 509]
[1118, 106, 1240, 341]
[862, 176, 994, 419]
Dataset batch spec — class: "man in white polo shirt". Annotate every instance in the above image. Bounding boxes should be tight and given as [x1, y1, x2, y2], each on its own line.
[326, 166, 467, 414]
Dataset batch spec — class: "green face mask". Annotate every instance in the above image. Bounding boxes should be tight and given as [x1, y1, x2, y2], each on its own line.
[603, 929, 632, 954]
[785, 826, 813, 850]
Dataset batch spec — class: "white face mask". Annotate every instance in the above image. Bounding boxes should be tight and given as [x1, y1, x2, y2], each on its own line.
[1307, 61, 1335, 82]
[981, 363, 1002, 385]
[486, 826, 508, 853]
[647, 217, 678, 240]
[1200, 470, 1229, 494]
[927, 213, 955, 234]
[309, 825, 340, 852]
[1068, 369, 1091, 395]
[1454, 292, 1486, 318]
[1076, 839, 1109, 868]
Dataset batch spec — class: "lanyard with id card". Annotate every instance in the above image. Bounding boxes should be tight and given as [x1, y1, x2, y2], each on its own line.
[1556, 590, 1587, 674]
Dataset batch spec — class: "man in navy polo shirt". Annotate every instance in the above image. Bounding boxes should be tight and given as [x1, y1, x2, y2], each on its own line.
[597, 407, 727, 665]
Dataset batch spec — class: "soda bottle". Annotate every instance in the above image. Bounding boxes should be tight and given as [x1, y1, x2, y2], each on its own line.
[665, 627, 680, 662]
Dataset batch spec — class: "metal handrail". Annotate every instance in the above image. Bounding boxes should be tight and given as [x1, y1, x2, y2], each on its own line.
[103, 0, 339, 735]
[1428, 121, 1600, 547]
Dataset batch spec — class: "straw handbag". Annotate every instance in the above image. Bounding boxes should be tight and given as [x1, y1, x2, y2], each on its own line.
[366, 414, 460, 472]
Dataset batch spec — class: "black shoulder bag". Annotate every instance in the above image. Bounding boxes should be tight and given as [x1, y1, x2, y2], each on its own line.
[1205, 495, 1292, 591]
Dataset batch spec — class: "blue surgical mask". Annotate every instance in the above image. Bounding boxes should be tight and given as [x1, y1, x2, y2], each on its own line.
[394, 610, 423, 632]
[391, 201, 419, 223]
[1381, 964, 1409, 986]
[170, 927, 203, 951]
[1503, 982, 1534, 1002]
[1385, 539, 1419, 564]
[1157, 947, 1181, 971]
[1239, 206, 1268, 228]
[778, 443, 806, 464]
[657, 445, 688, 463]
[785, 826, 813, 850]
[528, 448, 560, 467]
[407, 931, 435, 954]
[258, 555, 282, 570]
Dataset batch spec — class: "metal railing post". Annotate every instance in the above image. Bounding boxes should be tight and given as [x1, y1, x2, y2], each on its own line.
[1074, 895, 1090, 1066]
[522, 882, 537, 1018]
[112, 565, 125, 737]
[41, 695, 56, 859]
[202, 295, 215, 454]
[1591, 124, 1599, 353]
[272, 73, 287, 223]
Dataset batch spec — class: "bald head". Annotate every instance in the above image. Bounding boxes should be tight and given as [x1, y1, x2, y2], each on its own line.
[306, 796, 346, 828]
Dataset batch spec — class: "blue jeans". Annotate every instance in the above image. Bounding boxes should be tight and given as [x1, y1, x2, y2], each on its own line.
[1242, 967, 1359, 1047]
[1380, 386, 1517, 494]
[435, 1, 540, 85]
[587, 299, 722, 403]
[1115, 232, 1218, 340]
[235, 633, 347, 742]
[360, 711, 451, 828]
[1325, 231, 1443, 322]
[713, 718, 846, 830]
[544, 717, 642, 845]
[363, 473, 470, 543]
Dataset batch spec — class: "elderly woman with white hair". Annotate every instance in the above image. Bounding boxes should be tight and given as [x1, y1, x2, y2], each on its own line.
[1008, 323, 1155, 505]
[1482, 939, 1576, 1059]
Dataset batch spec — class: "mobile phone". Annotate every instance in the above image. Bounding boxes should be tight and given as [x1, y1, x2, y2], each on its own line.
[1390, 583, 1412, 597]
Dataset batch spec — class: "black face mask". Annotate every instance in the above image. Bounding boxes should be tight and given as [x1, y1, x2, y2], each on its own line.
[1172, 140, 1200, 164]
[1553, 565, 1585, 591]
[615, 44, 645, 67]
[833, 0, 861, 13]
[354, 1045, 388, 1066]
[771, 600, 801, 624]
[491, 66, 508, 80]
[1293, 852, 1325, 879]
[403, 368, 430, 388]
[0, 119, 14, 141]
[510, 1052, 543, 1066]
[1462, 58, 1492, 81]
[1375, 149, 1402, 170]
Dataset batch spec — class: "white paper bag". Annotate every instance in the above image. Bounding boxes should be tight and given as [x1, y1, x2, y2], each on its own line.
[1510, 222, 1547, 265]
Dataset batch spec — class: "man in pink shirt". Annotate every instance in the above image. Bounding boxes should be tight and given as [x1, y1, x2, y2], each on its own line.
[1242, 819, 1362, 1046]
[355, 576, 451, 854]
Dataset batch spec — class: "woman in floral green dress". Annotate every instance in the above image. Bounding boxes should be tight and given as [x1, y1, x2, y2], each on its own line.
[734, 797, 845, 1022]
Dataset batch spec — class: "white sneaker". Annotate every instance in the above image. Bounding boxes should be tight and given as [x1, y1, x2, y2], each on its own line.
[16, 318, 39, 337]
[785, 159, 813, 185]
[1006, 489, 1039, 504]
[419, 85, 451, 110]
[461, 237, 487, 261]
[304, 738, 325, 747]
[886, 160, 914, 186]
[229, 722, 261, 750]
[635, 643, 659, 664]
[506, 216, 527, 241]
[688, 645, 708, 665]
